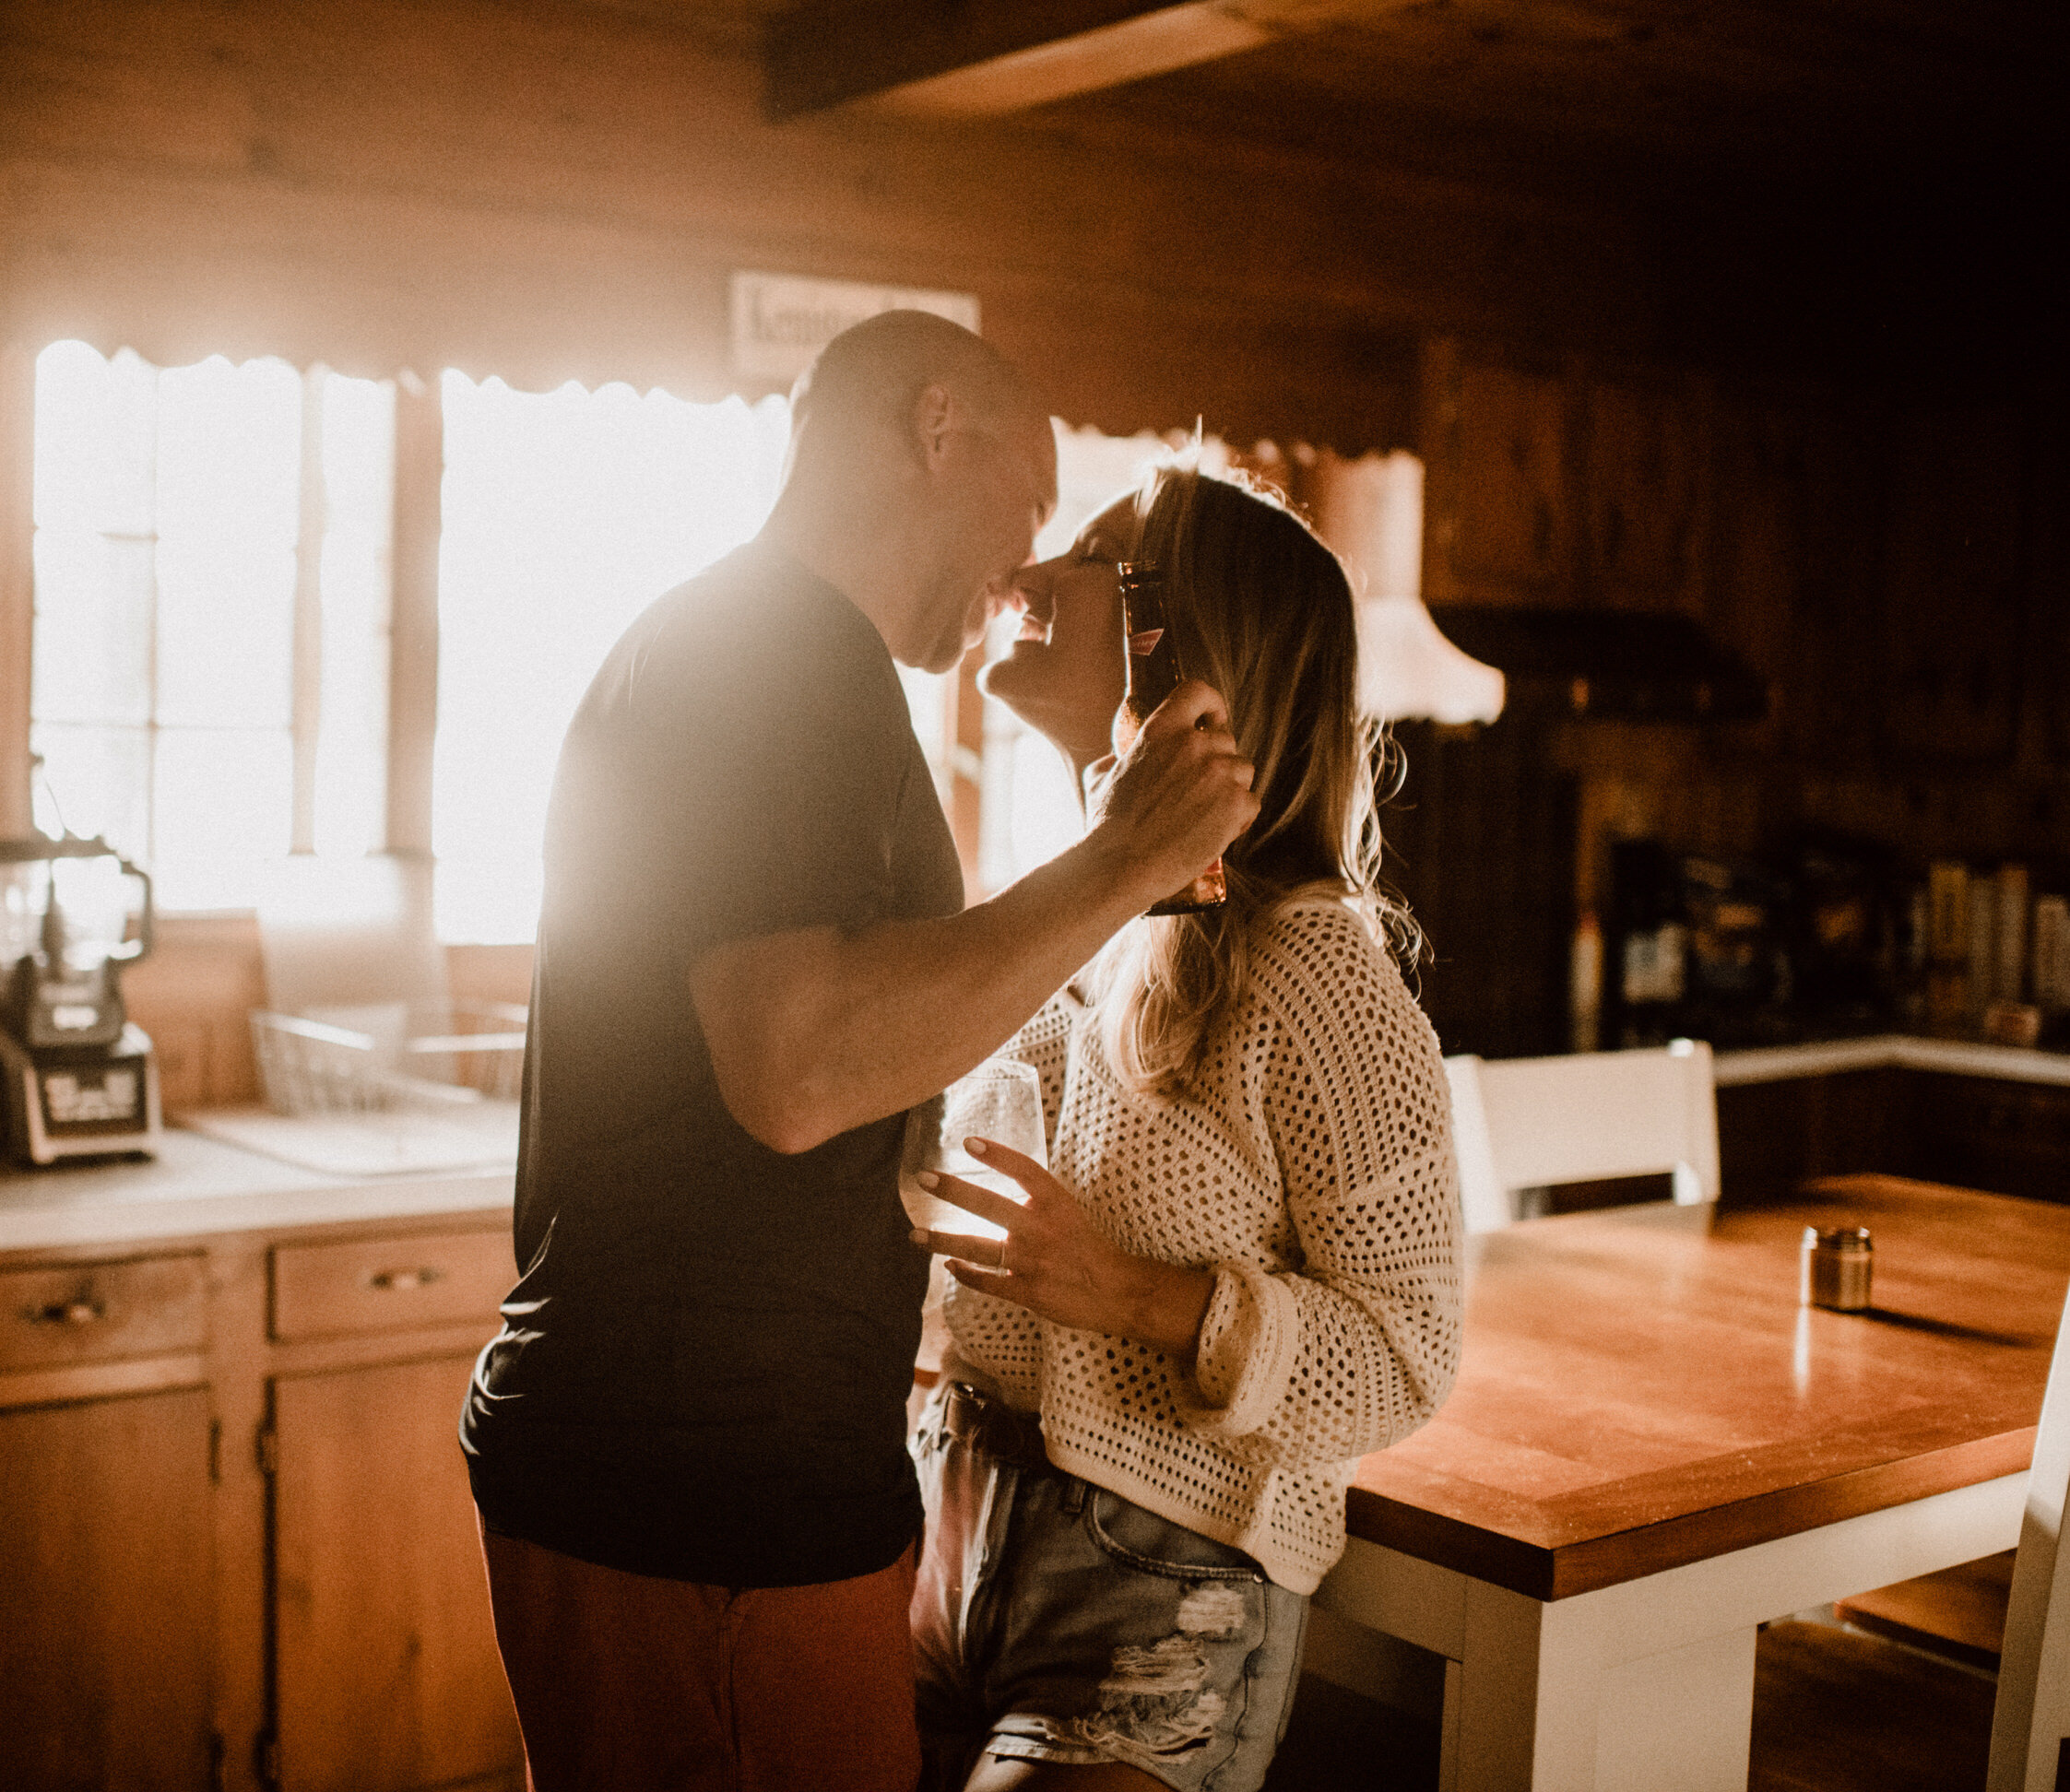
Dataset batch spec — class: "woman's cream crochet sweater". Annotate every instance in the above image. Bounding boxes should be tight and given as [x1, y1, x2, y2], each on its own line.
[942, 896, 1464, 1596]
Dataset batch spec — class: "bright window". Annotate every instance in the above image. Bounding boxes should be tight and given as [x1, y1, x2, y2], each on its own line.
[432, 375, 795, 941]
[29, 341, 393, 910]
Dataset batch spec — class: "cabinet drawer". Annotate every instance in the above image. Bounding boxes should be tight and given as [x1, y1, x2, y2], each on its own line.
[271, 1230, 513, 1341]
[0, 1254, 207, 1373]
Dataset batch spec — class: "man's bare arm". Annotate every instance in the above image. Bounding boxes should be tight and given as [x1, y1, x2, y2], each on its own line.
[690, 683, 1256, 1153]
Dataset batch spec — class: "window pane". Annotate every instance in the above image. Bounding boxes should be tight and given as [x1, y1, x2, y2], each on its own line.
[154, 535, 296, 726]
[315, 371, 396, 860]
[33, 342, 156, 538]
[30, 343, 385, 914]
[30, 721, 150, 855]
[1008, 730, 1085, 874]
[155, 356, 302, 545]
[150, 727, 292, 908]
[31, 531, 154, 725]
[897, 663, 952, 805]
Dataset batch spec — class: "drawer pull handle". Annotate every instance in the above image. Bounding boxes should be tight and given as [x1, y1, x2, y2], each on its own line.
[368, 1267, 445, 1291]
[26, 1299, 105, 1326]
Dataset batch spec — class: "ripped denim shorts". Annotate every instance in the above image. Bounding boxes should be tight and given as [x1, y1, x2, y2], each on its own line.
[911, 1381, 1308, 1792]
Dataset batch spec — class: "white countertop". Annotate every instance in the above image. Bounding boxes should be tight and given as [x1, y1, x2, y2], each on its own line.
[1713, 1033, 2070, 1089]
[0, 1124, 513, 1254]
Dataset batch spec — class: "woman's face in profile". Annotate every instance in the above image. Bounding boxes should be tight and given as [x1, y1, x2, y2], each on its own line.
[978, 495, 1136, 771]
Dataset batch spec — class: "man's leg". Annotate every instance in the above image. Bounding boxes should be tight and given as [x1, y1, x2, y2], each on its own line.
[479, 1518, 919, 1792]
[479, 1521, 733, 1790]
[729, 1543, 922, 1792]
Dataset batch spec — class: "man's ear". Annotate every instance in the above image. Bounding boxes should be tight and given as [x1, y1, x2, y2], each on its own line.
[910, 383, 954, 469]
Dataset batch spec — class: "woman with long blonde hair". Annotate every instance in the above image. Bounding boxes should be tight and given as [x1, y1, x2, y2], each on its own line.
[908, 462, 1462, 1792]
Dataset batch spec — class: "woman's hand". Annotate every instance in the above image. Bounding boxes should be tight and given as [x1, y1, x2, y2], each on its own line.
[911, 1137, 1215, 1359]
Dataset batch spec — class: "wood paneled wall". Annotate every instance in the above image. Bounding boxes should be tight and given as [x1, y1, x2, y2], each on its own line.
[0, 0, 1675, 1105]
[0, 0, 1667, 439]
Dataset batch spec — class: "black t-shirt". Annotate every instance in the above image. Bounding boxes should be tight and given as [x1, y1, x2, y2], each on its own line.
[461, 542, 963, 1586]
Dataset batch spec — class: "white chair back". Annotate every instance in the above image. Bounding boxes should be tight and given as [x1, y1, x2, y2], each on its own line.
[1442, 1055, 1511, 1234]
[1989, 1284, 2070, 1791]
[1443, 1042, 1720, 1232]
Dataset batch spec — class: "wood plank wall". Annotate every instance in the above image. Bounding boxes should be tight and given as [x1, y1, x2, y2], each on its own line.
[0, 0, 1667, 433]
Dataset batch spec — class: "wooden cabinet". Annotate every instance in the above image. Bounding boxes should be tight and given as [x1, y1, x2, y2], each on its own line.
[270, 1229, 515, 1341]
[1583, 378, 1705, 609]
[1441, 359, 1572, 600]
[0, 1209, 521, 1792]
[1716, 1068, 1907, 1205]
[274, 1353, 518, 1792]
[1911, 1075, 2070, 1205]
[0, 1254, 207, 1371]
[0, 1385, 216, 1792]
[0, 1247, 216, 1790]
[2026, 419, 2070, 772]
[1420, 340, 1712, 619]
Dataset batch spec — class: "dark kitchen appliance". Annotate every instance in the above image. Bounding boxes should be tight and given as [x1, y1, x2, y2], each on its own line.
[1605, 842, 1793, 1049]
[0, 833, 160, 1163]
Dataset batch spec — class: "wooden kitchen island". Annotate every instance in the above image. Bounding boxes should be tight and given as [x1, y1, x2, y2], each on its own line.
[1318, 1175, 2070, 1791]
[0, 1129, 523, 1792]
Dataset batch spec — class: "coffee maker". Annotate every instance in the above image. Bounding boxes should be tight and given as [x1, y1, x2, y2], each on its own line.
[0, 833, 160, 1163]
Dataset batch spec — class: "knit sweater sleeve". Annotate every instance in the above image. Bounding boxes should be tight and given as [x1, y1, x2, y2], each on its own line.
[1177, 902, 1463, 1468]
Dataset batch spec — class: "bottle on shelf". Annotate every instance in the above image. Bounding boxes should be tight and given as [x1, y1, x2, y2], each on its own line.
[1925, 859, 1969, 1037]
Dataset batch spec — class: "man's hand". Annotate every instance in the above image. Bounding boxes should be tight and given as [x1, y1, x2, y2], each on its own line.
[1086, 679, 1258, 914]
[911, 1138, 1215, 1358]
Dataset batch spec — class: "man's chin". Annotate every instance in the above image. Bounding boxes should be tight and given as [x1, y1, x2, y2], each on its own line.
[977, 666, 1076, 751]
[976, 653, 1035, 704]
[909, 631, 976, 677]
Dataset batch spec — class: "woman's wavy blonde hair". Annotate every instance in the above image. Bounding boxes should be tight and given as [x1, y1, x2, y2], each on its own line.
[1093, 463, 1415, 1100]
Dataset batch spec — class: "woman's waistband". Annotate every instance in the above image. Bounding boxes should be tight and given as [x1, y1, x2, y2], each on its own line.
[943, 1380, 1052, 1475]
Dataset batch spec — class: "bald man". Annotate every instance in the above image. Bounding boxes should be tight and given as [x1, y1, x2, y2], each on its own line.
[461, 313, 1257, 1791]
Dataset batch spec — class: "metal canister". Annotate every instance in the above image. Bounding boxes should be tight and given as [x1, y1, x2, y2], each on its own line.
[1801, 1225, 1873, 1312]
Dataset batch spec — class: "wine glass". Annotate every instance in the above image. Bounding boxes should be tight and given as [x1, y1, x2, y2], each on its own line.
[901, 1057, 1047, 1243]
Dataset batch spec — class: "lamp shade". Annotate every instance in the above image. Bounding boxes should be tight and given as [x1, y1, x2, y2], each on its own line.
[1355, 592, 1508, 725]
[1309, 449, 1506, 725]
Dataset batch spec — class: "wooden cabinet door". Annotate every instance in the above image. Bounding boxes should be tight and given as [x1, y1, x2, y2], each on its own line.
[1585, 379, 1703, 608]
[273, 1353, 520, 1792]
[1443, 360, 1571, 600]
[0, 1387, 215, 1792]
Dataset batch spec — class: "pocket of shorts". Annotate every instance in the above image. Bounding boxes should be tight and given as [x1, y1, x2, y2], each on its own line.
[1082, 1486, 1263, 1582]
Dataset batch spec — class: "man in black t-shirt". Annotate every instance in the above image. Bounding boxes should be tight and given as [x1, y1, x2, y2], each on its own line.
[462, 312, 1260, 1791]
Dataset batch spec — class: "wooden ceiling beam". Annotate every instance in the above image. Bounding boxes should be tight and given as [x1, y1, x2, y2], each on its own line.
[764, 0, 1414, 121]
